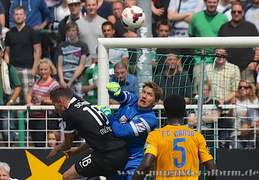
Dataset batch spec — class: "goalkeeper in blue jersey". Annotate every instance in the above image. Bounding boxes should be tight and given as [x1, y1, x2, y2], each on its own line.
[99, 81, 163, 180]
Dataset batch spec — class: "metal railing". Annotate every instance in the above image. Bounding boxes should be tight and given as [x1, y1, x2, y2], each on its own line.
[0, 104, 258, 149]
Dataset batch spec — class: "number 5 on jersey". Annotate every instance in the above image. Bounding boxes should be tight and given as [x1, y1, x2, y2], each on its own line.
[173, 137, 186, 168]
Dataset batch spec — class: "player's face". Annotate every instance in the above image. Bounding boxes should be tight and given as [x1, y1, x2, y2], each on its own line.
[114, 67, 127, 82]
[0, 169, 10, 180]
[39, 63, 52, 80]
[102, 25, 115, 38]
[138, 86, 157, 109]
[86, 0, 98, 15]
[13, 9, 26, 25]
[231, 5, 244, 22]
[112, 2, 123, 19]
[68, 3, 81, 16]
[156, 25, 170, 37]
[66, 27, 78, 39]
[205, 0, 218, 13]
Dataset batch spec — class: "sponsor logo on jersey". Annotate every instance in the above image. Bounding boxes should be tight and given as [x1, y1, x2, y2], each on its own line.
[119, 115, 128, 124]
[136, 122, 146, 132]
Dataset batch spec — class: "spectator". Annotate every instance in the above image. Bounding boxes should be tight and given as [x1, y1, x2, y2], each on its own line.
[5, 6, 42, 105]
[188, 83, 221, 128]
[245, 0, 259, 32]
[82, 64, 98, 105]
[109, 62, 138, 95]
[81, 0, 115, 23]
[229, 80, 258, 149]
[97, 0, 116, 24]
[218, 2, 259, 83]
[9, 0, 51, 31]
[26, 59, 60, 147]
[205, 48, 240, 104]
[245, 85, 259, 148]
[205, 48, 240, 148]
[48, 0, 71, 66]
[112, 1, 128, 37]
[155, 19, 171, 38]
[132, 94, 217, 180]
[187, 83, 221, 147]
[188, 0, 228, 95]
[47, 88, 128, 180]
[152, 20, 171, 73]
[58, 21, 89, 100]
[57, 0, 83, 47]
[99, 81, 163, 180]
[154, 51, 192, 104]
[0, 162, 18, 180]
[92, 21, 129, 66]
[49, 0, 71, 30]
[77, 0, 107, 66]
[151, 0, 170, 37]
[168, 0, 205, 37]
[217, 0, 238, 20]
[0, 45, 22, 147]
[48, 131, 61, 147]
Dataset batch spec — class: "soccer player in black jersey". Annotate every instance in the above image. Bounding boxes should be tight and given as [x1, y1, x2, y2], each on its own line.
[47, 88, 127, 180]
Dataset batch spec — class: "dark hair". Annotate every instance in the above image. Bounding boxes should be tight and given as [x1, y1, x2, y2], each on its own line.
[156, 19, 171, 30]
[50, 88, 74, 102]
[102, 21, 115, 30]
[231, 2, 244, 10]
[65, 21, 79, 33]
[164, 94, 186, 119]
[143, 82, 163, 101]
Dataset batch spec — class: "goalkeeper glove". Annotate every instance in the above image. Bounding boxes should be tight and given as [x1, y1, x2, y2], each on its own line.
[106, 82, 121, 96]
[97, 105, 112, 117]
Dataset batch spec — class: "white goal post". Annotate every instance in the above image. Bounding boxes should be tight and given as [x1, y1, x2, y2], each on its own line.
[97, 36, 259, 106]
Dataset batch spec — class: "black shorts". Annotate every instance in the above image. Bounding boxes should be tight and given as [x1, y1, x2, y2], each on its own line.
[75, 147, 128, 178]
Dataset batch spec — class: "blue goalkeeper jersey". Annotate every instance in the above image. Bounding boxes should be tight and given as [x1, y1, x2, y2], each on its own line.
[108, 91, 158, 159]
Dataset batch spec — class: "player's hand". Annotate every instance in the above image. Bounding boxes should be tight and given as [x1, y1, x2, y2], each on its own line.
[97, 105, 112, 116]
[64, 148, 79, 158]
[106, 82, 121, 96]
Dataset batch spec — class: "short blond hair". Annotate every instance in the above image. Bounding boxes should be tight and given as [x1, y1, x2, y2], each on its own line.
[37, 58, 57, 75]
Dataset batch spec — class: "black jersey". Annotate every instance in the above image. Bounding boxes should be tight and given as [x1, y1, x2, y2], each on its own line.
[62, 97, 126, 152]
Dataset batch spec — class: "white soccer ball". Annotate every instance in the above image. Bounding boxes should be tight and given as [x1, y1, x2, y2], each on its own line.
[121, 5, 145, 31]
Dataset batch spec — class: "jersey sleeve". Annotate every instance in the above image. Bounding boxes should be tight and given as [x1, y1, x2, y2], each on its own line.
[109, 90, 138, 105]
[196, 132, 213, 164]
[109, 113, 157, 138]
[62, 111, 75, 134]
[144, 131, 158, 157]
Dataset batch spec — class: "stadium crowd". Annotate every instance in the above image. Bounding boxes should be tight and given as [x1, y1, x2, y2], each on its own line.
[0, 0, 259, 155]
